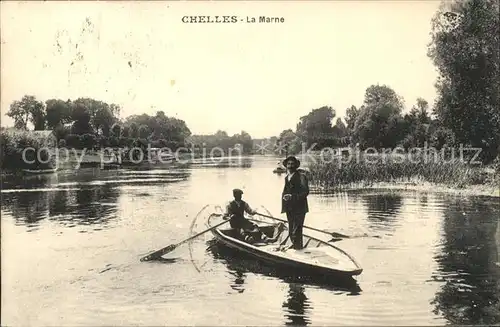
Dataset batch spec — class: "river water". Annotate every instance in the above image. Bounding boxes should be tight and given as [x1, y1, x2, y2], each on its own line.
[1, 156, 499, 326]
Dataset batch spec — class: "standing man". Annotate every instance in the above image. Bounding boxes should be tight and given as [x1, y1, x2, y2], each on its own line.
[281, 156, 309, 250]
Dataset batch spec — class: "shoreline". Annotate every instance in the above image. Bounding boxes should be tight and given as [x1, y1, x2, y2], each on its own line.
[2, 167, 498, 197]
[311, 180, 500, 198]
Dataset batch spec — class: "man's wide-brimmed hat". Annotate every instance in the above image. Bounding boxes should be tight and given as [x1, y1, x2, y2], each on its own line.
[283, 156, 300, 168]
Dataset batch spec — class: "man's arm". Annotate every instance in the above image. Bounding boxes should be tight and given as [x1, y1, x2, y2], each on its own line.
[244, 202, 257, 215]
[223, 203, 232, 219]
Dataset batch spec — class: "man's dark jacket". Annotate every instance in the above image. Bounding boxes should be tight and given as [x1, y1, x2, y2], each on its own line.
[281, 172, 309, 214]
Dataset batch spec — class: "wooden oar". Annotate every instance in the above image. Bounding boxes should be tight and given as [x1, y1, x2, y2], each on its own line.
[140, 215, 231, 262]
[254, 212, 353, 240]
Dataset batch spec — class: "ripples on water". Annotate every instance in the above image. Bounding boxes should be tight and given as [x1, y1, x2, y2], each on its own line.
[1, 157, 499, 326]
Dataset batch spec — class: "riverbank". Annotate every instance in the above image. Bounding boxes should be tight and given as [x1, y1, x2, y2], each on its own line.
[306, 154, 500, 197]
[310, 177, 500, 197]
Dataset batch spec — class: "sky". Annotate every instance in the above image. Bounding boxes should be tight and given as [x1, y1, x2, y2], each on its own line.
[1, 1, 441, 138]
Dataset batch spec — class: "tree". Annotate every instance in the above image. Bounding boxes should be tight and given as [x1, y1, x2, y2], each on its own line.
[428, 0, 500, 162]
[400, 97, 433, 148]
[121, 125, 130, 138]
[125, 112, 191, 145]
[111, 123, 122, 138]
[231, 130, 253, 153]
[70, 102, 93, 134]
[352, 85, 406, 149]
[72, 98, 119, 136]
[32, 104, 46, 130]
[45, 99, 72, 129]
[93, 104, 115, 136]
[430, 126, 456, 149]
[7, 95, 45, 130]
[277, 129, 301, 154]
[138, 124, 150, 139]
[345, 105, 360, 131]
[413, 98, 432, 124]
[278, 129, 296, 145]
[364, 84, 405, 110]
[296, 106, 336, 148]
[331, 118, 348, 145]
[129, 122, 138, 138]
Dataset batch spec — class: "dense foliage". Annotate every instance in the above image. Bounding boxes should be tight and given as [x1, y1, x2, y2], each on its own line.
[3, 0, 498, 176]
[264, 0, 499, 166]
[428, 0, 500, 162]
[308, 154, 499, 190]
[4, 95, 257, 155]
[187, 130, 254, 154]
[0, 130, 55, 170]
[5, 96, 196, 150]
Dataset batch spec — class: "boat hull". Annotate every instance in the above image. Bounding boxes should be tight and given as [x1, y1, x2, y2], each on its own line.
[208, 217, 363, 278]
[22, 168, 57, 174]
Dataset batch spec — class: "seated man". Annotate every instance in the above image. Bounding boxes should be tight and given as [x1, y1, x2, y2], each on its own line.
[223, 189, 280, 244]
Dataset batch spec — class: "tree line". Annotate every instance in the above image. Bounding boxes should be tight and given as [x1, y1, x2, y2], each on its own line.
[4, 0, 498, 163]
[270, 0, 499, 163]
[5, 96, 193, 150]
[4, 95, 256, 154]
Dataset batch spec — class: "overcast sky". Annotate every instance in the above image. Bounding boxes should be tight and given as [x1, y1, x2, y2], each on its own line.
[1, 1, 440, 138]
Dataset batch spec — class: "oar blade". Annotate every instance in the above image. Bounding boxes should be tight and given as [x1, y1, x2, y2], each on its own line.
[140, 214, 230, 262]
[140, 244, 177, 262]
[329, 231, 350, 239]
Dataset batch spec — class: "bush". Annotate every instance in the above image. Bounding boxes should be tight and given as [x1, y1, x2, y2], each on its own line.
[65, 134, 81, 148]
[81, 133, 96, 149]
[1, 129, 55, 170]
[53, 124, 70, 141]
[96, 135, 109, 148]
[108, 136, 119, 148]
[119, 137, 134, 148]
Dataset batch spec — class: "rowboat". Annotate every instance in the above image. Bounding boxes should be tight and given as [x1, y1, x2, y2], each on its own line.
[207, 238, 362, 292]
[149, 148, 177, 163]
[207, 214, 363, 277]
[273, 166, 286, 174]
[273, 167, 309, 175]
[22, 168, 58, 174]
[101, 163, 121, 170]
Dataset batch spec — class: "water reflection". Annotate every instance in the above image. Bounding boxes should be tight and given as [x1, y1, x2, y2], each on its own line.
[1, 172, 59, 190]
[1, 167, 192, 232]
[419, 193, 429, 206]
[207, 240, 361, 291]
[190, 157, 253, 169]
[1, 184, 120, 231]
[363, 192, 404, 233]
[2, 190, 49, 227]
[207, 240, 361, 325]
[229, 269, 246, 294]
[70, 184, 120, 223]
[283, 283, 310, 326]
[49, 190, 68, 216]
[432, 196, 500, 325]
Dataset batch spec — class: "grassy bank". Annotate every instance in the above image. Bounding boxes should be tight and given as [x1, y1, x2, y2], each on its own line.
[307, 154, 500, 197]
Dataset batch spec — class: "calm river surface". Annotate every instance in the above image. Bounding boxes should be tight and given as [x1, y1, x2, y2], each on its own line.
[1, 156, 499, 326]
